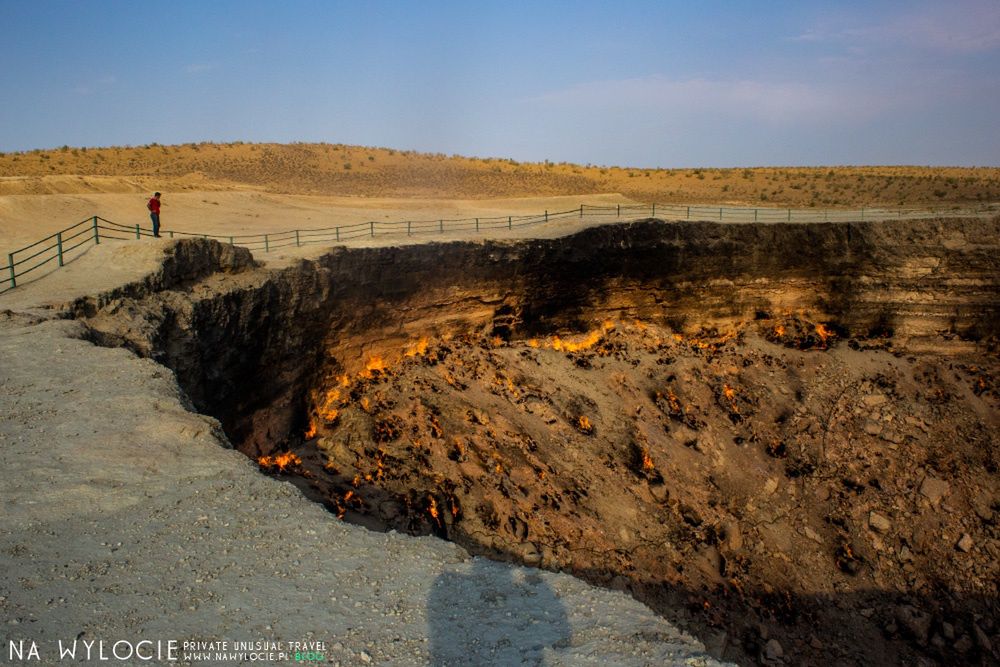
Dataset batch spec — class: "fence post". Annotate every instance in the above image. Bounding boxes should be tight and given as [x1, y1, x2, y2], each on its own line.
[229, 236, 234, 245]
[56, 232, 64, 267]
[580, 205, 583, 218]
[295, 230, 300, 247]
[719, 207, 723, 220]
[264, 234, 269, 252]
[135, 224, 140, 239]
[508, 216, 512, 229]
[861, 207, 865, 220]
[787, 209, 791, 222]
[754, 209, 758, 222]
[370, 221, 374, 237]
[545, 210, 548, 222]
[169, 230, 174, 239]
[652, 203, 656, 217]
[93, 216, 100, 245]
[407, 221, 411, 236]
[617, 204, 620, 217]
[336, 227, 340, 242]
[439, 219, 443, 233]
[686, 206, 690, 219]
[7, 254, 15, 289]
[475, 218, 479, 232]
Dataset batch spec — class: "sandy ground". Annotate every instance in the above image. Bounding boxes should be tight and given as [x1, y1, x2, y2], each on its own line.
[0, 193, 648, 303]
[0, 216, 731, 664]
[0, 191, 634, 260]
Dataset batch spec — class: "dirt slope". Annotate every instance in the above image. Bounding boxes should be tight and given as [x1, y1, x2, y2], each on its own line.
[2, 142, 999, 207]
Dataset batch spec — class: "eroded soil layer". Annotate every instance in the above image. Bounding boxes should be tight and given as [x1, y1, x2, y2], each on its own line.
[292, 322, 998, 666]
[82, 218, 1000, 665]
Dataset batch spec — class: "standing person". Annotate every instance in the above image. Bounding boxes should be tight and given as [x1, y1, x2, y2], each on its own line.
[147, 192, 162, 238]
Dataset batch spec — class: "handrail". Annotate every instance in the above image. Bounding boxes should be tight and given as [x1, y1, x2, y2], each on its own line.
[1, 203, 994, 295]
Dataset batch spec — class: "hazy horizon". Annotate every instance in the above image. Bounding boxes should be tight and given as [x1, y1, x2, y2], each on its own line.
[2, 1, 998, 168]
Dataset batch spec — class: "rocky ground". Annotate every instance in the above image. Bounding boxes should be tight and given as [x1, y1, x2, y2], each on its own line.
[271, 318, 999, 665]
[0, 247, 730, 666]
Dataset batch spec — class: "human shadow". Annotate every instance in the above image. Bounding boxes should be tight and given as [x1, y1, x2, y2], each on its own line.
[428, 557, 571, 667]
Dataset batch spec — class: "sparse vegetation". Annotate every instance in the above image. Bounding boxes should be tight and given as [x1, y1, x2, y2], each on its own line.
[0, 142, 997, 206]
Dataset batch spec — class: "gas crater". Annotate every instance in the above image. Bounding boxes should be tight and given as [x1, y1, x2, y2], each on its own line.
[82, 218, 1000, 666]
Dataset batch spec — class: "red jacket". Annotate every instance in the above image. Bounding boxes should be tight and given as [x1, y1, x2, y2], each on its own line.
[148, 197, 161, 214]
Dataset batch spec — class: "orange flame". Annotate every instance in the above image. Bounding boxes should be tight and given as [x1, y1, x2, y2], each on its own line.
[360, 356, 386, 378]
[773, 325, 786, 337]
[576, 415, 595, 434]
[642, 449, 655, 473]
[427, 495, 441, 525]
[429, 415, 443, 438]
[404, 338, 429, 357]
[666, 389, 682, 414]
[815, 323, 833, 344]
[257, 451, 302, 472]
[723, 384, 736, 401]
[304, 421, 317, 439]
[532, 321, 616, 353]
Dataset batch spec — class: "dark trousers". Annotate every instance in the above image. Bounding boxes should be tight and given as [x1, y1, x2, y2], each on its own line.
[150, 213, 160, 237]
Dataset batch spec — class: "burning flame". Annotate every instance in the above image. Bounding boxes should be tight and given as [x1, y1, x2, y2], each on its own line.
[526, 321, 617, 353]
[642, 449, 655, 473]
[316, 387, 342, 422]
[257, 451, 302, 472]
[576, 415, 595, 434]
[665, 389, 683, 414]
[427, 495, 442, 526]
[404, 338, 429, 357]
[360, 356, 386, 378]
[429, 415, 443, 438]
[490, 336, 504, 347]
[304, 421, 317, 439]
[550, 321, 615, 353]
[815, 323, 833, 345]
[721, 383, 740, 416]
[773, 325, 786, 337]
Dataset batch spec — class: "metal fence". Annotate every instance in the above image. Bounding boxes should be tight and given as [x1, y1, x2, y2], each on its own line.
[2, 202, 995, 294]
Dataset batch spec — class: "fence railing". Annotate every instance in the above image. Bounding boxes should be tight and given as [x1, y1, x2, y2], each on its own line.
[1, 202, 995, 295]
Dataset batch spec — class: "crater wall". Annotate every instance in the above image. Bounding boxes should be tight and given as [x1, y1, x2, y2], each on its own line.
[85, 217, 999, 455]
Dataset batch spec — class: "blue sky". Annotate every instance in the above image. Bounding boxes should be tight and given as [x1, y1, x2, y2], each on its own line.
[1, 1, 998, 167]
